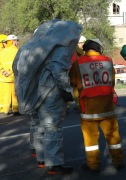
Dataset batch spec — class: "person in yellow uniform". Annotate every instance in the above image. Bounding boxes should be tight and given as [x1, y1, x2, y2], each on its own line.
[69, 38, 124, 172]
[0, 34, 7, 113]
[0, 34, 19, 115]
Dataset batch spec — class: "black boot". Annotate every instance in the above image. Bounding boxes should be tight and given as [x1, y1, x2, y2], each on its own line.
[47, 165, 73, 175]
[13, 112, 21, 116]
[81, 163, 100, 173]
[31, 149, 36, 157]
[38, 161, 45, 168]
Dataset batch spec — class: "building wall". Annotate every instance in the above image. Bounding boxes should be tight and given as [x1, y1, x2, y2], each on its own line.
[114, 25, 126, 47]
[112, 48, 126, 65]
[107, 0, 126, 48]
[108, 0, 126, 25]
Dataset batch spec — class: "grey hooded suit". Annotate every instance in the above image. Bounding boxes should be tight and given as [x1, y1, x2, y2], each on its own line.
[13, 18, 82, 166]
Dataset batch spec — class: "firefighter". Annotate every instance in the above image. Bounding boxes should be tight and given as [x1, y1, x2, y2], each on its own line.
[71, 35, 86, 64]
[0, 34, 7, 113]
[77, 35, 86, 52]
[0, 34, 19, 115]
[69, 38, 125, 172]
[12, 19, 82, 174]
[70, 35, 86, 111]
[6, 34, 19, 47]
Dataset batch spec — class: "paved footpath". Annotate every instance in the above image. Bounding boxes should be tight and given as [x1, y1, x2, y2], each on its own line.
[115, 88, 126, 96]
[0, 92, 126, 180]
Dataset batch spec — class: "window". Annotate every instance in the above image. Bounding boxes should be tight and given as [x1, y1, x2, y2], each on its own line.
[113, 3, 120, 14]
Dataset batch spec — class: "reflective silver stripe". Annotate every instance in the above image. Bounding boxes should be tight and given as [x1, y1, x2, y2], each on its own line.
[109, 144, 122, 149]
[80, 110, 116, 119]
[85, 145, 99, 151]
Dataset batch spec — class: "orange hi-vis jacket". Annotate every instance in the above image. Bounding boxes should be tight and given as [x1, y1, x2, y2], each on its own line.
[78, 55, 113, 96]
[69, 51, 118, 119]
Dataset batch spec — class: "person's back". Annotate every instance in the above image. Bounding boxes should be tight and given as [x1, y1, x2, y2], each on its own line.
[70, 39, 116, 114]
[69, 38, 124, 172]
[78, 52, 115, 115]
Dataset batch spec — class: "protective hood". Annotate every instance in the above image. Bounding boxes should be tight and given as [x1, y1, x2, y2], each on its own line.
[13, 18, 82, 113]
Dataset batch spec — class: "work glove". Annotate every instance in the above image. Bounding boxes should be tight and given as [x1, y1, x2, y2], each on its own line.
[61, 90, 74, 102]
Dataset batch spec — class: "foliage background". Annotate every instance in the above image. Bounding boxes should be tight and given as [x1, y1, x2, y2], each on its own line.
[0, 0, 117, 55]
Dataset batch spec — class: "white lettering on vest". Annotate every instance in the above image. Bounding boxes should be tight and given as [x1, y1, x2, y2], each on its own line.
[79, 61, 112, 88]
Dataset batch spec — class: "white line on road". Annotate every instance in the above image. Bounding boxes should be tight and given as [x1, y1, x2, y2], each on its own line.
[63, 124, 80, 129]
[0, 116, 126, 140]
[0, 133, 29, 140]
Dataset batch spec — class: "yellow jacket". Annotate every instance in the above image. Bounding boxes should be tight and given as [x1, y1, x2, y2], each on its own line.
[76, 46, 84, 57]
[69, 50, 116, 119]
[0, 45, 18, 82]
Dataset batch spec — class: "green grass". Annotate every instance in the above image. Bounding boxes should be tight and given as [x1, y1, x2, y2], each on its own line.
[115, 83, 126, 89]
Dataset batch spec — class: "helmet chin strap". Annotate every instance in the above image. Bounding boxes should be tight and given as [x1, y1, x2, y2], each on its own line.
[100, 47, 103, 54]
[2, 42, 6, 48]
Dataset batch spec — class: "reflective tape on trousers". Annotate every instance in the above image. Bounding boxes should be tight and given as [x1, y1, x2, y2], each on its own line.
[80, 110, 116, 119]
[85, 145, 99, 151]
[109, 143, 122, 149]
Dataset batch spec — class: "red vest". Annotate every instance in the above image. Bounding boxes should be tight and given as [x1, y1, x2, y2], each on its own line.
[77, 55, 119, 112]
[71, 53, 77, 63]
[78, 55, 113, 98]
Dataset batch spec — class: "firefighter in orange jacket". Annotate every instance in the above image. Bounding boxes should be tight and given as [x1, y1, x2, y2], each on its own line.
[69, 38, 124, 172]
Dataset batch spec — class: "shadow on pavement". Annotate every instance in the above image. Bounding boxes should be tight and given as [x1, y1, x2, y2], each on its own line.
[0, 96, 126, 179]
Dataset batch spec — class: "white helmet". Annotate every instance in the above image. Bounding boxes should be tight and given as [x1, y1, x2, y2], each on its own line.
[6, 34, 19, 41]
[79, 35, 86, 43]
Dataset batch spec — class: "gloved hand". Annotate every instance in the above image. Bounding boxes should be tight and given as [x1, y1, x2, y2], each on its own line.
[61, 90, 74, 102]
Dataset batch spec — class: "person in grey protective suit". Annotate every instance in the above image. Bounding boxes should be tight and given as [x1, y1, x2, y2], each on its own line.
[12, 18, 82, 175]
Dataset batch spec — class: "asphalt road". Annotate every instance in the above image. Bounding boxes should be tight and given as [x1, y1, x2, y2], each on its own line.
[0, 93, 126, 180]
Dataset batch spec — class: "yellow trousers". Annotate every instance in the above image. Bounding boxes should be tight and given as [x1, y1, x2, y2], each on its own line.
[73, 87, 80, 110]
[81, 116, 124, 170]
[2, 82, 18, 114]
